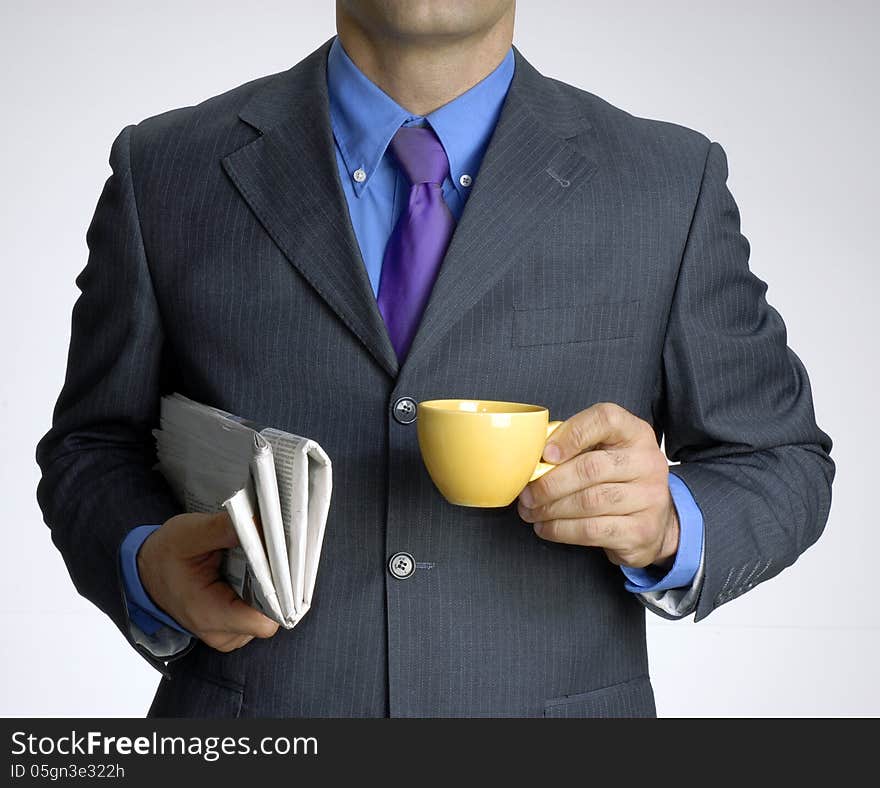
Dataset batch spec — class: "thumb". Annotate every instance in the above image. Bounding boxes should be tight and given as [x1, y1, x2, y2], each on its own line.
[174, 510, 240, 558]
[544, 402, 636, 463]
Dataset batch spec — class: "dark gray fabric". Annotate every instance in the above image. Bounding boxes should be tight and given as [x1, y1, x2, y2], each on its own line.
[543, 675, 656, 718]
[35, 37, 833, 718]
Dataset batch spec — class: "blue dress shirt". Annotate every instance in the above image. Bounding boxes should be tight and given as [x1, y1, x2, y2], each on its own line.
[119, 35, 704, 639]
[119, 524, 190, 637]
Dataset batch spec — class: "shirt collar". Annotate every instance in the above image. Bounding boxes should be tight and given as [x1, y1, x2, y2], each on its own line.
[326, 35, 515, 199]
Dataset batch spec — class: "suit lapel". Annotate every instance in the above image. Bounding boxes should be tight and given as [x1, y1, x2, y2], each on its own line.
[401, 45, 600, 373]
[221, 39, 598, 380]
[221, 38, 400, 378]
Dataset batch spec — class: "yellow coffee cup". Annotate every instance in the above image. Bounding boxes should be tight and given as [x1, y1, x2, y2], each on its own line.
[416, 399, 562, 508]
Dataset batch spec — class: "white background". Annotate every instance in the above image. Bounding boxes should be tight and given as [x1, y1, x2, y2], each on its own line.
[2, 1, 877, 716]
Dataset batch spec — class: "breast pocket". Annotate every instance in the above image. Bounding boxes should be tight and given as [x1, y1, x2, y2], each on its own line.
[512, 300, 640, 347]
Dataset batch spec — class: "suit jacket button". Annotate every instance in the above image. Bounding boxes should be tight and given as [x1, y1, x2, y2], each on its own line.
[388, 552, 416, 580]
[392, 397, 417, 424]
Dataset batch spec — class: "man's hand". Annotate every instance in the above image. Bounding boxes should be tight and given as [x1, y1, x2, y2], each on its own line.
[137, 511, 279, 652]
[517, 402, 680, 569]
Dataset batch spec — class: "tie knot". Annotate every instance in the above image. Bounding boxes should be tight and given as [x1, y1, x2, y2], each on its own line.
[389, 126, 450, 186]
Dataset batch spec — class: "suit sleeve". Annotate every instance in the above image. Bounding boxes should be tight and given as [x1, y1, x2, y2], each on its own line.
[659, 140, 834, 622]
[35, 124, 190, 672]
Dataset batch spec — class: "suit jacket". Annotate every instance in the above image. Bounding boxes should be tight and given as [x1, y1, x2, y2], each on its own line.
[35, 37, 834, 718]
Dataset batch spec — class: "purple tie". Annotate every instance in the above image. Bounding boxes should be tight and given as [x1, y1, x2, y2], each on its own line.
[377, 125, 457, 361]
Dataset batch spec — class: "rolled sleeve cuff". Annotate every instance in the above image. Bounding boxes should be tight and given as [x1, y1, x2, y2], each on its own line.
[621, 471, 704, 593]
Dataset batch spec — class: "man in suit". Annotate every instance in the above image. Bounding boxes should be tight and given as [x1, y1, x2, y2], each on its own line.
[36, 1, 833, 717]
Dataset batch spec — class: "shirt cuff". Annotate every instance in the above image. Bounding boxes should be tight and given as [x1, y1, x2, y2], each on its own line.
[620, 471, 704, 593]
[119, 524, 192, 637]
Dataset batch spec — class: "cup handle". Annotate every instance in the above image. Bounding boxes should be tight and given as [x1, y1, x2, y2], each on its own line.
[529, 420, 564, 482]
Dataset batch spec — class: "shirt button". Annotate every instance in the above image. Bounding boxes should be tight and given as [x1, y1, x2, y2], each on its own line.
[388, 552, 416, 580]
[392, 396, 417, 424]
[459, 173, 473, 187]
[353, 168, 367, 183]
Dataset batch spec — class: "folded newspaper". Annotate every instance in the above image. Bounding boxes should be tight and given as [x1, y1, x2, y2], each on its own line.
[152, 393, 332, 629]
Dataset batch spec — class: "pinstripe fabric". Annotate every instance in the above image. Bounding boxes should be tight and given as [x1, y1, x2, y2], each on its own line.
[543, 676, 655, 718]
[35, 37, 833, 718]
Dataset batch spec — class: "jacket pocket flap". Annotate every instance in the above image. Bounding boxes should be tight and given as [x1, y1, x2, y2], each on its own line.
[148, 668, 244, 718]
[543, 674, 655, 718]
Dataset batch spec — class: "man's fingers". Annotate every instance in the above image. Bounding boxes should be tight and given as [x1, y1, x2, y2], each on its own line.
[543, 402, 650, 464]
[519, 481, 650, 523]
[201, 633, 255, 653]
[532, 516, 660, 567]
[195, 580, 280, 638]
[520, 447, 646, 509]
[174, 510, 240, 558]
[531, 515, 629, 550]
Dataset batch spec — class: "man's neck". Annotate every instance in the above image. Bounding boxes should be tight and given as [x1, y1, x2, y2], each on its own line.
[335, 11, 515, 117]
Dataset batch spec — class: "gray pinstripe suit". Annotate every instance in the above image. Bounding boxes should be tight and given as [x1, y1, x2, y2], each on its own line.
[35, 37, 833, 717]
